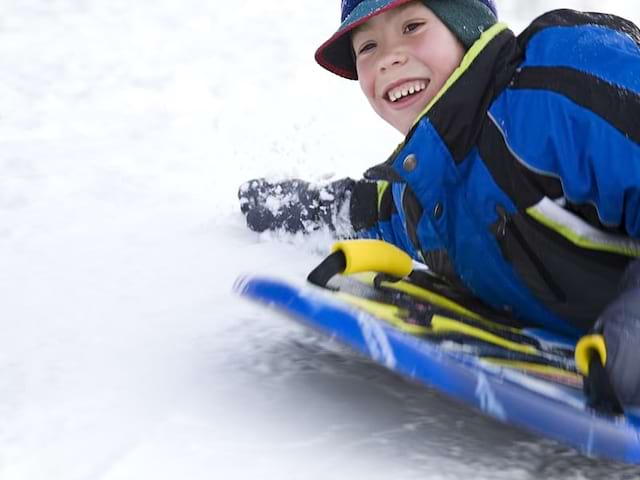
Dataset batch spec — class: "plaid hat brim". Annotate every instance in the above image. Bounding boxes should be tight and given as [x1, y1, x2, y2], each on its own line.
[315, 0, 416, 80]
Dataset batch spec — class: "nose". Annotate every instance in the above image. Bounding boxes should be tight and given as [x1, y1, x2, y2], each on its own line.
[378, 50, 407, 73]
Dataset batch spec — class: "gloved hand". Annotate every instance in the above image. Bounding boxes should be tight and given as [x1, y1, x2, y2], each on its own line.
[238, 178, 355, 234]
[581, 260, 640, 410]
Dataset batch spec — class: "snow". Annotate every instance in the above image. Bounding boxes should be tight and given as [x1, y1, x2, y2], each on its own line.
[1, 0, 640, 479]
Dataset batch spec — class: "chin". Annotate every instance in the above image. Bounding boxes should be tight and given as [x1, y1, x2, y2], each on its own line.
[376, 107, 414, 136]
[384, 119, 407, 136]
[387, 110, 425, 136]
[396, 117, 417, 136]
[396, 123, 410, 136]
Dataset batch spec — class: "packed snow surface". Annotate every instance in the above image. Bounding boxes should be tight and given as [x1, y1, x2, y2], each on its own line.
[2, 0, 640, 478]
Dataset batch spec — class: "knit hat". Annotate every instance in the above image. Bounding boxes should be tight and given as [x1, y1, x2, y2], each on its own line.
[315, 0, 498, 80]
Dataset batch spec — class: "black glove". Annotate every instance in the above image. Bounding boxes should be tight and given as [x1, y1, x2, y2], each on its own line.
[587, 260, 640, 409]
[238, 178, 355, 234]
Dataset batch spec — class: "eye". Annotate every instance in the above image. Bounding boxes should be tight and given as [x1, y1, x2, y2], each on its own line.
[403, 21, 425, 34]
[357, 41, 376, 56]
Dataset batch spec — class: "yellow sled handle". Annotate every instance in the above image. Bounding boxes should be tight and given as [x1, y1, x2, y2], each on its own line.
[332, 240, 413, 277]
[575, 334, 607, 376]
[574, 334, 623, 414]
[307, 239, 413, 287]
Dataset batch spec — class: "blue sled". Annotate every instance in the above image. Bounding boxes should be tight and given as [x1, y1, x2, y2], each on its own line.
[235, 274, 640, 464]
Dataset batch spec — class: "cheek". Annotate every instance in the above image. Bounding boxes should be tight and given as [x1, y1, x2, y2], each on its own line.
[414, 32, 465, 79]
[432, 43, 465, 77]
[357, 65, 377, 102]
[444, 44, 465, 74]
[356, 62, 391, 122]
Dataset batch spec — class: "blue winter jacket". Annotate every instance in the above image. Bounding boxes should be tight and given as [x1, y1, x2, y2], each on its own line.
[349, 10, 640, 337]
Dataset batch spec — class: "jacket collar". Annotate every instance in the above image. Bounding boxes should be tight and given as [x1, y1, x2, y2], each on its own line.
[365, 23, 521, 181]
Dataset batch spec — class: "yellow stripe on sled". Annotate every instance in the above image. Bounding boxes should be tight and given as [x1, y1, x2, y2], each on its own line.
[379, 276, 485, 321]
[431, 315, 539, 356]
[337, 291, 541, 356]
[354, 272, 525, 335]
[336, 291, 430, 335]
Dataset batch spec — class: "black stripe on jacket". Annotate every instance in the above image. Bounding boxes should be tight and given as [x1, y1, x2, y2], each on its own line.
[426, 29, 522, 164]
[479, 111, 631, 234]
[512, 66, 640, 145]
[518, 9, 640, 49]
[477, 116, 563, 210]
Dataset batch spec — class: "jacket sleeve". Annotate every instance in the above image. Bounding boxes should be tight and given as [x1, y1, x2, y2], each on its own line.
[348, 179, 423, 261]
[491, 11, 640, 237]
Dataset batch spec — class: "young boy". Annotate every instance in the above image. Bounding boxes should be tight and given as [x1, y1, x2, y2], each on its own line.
[239, 0, 640, 408]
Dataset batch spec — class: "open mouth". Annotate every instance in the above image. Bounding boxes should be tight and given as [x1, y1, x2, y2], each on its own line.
[385, 79, 430, 103]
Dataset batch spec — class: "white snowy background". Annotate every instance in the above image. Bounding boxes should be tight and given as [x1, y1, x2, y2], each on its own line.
[1, 0, 640, 478]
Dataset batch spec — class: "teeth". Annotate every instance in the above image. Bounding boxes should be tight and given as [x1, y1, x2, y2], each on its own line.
[387, 80, 427, 102]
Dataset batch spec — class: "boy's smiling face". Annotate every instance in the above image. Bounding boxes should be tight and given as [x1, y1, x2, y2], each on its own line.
[352, 1, 465, 135]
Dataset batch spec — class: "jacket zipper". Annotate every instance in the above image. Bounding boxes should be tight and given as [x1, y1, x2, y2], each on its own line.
[496, 205, 567, 303]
